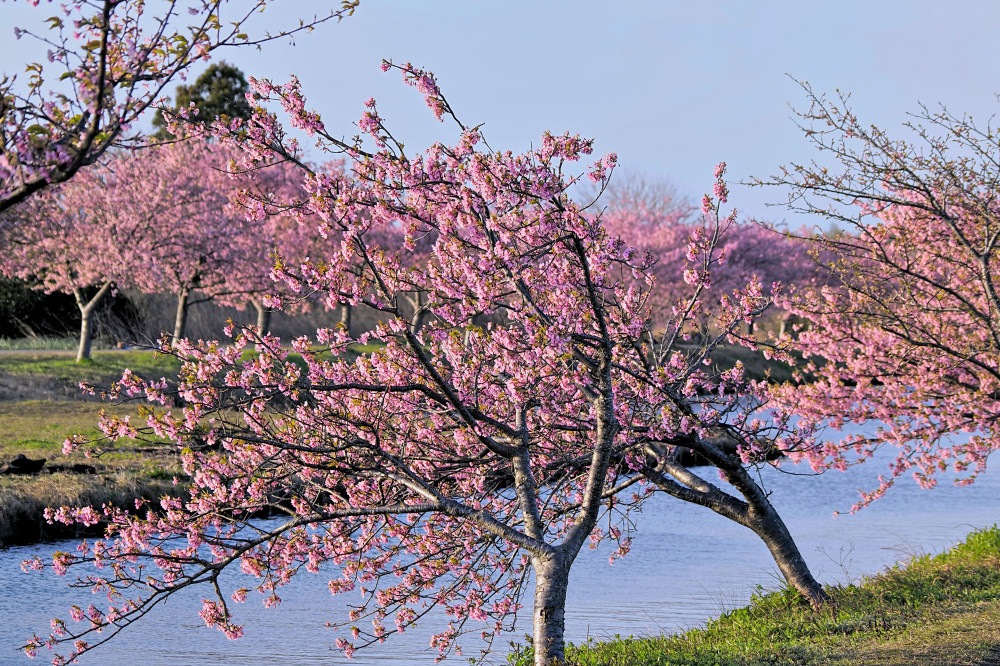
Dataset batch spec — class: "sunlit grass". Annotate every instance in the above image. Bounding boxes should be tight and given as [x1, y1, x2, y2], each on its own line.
[0, 350, 181, 385]
[508, 527, 1000, 665]
[0, 400, 186, 545]
[0, 336, 88, 351]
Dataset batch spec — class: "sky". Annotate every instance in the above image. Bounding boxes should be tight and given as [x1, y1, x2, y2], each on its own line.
[5, 0, 1000, 228]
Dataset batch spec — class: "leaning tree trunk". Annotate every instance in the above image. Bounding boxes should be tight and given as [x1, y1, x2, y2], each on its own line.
[728, 465, 827, 608]
[531, 552, 572, 666]
[644, 444, 828, 609]
[73, 281, 113, 363]
[173, 285, 191, 341]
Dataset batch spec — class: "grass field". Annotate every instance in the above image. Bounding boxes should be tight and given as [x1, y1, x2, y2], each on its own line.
[0, 348, 181, 383]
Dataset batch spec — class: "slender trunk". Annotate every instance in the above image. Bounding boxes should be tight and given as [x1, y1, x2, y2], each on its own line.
[73, 282, 113, 363]
[778, 312, 790, 339]
[531, 553, 571, 666]
[463, 314, 484, 347]
[173, 285, 190, 341]
[645, 449, 828, 609]
[407, 291, 429, 336]
[726, 466, 828, 608]
[253, 299, 271, 335]
[337, 301, 351, 337]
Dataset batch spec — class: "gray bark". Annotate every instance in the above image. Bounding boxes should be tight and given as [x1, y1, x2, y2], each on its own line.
[73, 281, 113, 363]
[743, 492, 827, 608]
[173, 285, 190, 341]
[253, 299, 271, 335]
[645, 444, 828, 608]
[531, 552, 571, 666]
[336, 301, 351, 337]
[406, 291, 429, 336]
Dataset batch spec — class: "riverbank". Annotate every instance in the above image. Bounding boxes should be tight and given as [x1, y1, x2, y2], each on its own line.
[0, 399, 185, 546]
[509, 526, 1000, 665]
[0, 350, 186, 544]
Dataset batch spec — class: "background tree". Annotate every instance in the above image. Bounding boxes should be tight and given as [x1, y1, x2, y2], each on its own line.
[152, 62, 251, 140]
[758, 82, 1000, 510]
[215, 156, 335, 334]
[600, 194, 824, 331]
[125, 140, 249, 341]
[0, 155, 188, 361]
[25, 66, 822, 665]
[0, 0, 358, 213]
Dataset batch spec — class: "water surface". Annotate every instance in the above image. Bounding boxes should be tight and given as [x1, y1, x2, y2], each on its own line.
[2, 444, 996, 665]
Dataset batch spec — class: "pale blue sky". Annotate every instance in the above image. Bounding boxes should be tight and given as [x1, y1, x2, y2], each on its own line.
[5, 1, 1000, 226]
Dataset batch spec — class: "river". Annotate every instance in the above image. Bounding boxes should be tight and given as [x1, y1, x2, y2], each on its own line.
[1, 442, 997, 665]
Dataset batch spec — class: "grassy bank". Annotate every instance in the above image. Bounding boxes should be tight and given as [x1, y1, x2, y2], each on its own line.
[509, 526, 1000, 665]
[0, 346, 371, 546]
[0, 400, 185, 546]
[0, 349, 181, 384]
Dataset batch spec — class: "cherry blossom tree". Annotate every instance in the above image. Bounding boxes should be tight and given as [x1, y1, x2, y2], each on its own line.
[600, 193, 823, 332]
[0, 148, 214, 361]
[121, 139, 254, 341]
[0, 0, 358, 213]
[216, 156, 336, 335]
[23, 66, 823, 665]
[758, 82, 1000, 510]
[97, 138, 315, 341]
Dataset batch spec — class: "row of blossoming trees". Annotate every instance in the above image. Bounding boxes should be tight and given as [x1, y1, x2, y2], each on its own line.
[7, 4, 999, 666]
[0, 135, 823, 365]
[0, 140, 314, 361]
[13, 63, 836, 664]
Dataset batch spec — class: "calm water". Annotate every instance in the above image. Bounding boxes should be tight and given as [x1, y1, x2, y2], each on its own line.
[2, 443, 997, 665]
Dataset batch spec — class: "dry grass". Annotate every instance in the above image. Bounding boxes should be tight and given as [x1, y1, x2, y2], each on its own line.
[0, 400, 185, 546]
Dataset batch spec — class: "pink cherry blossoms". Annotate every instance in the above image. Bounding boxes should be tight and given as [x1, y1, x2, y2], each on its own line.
[0, 1, 359, 214]
[24, 65, 821, 666]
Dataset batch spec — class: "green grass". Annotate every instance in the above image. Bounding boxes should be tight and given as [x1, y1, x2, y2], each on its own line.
[0, 343, 381, 383]
[508, 526, 1000, 665]
[0, 400, 186, 546]
[0, 400, 147, 455]
[0, 349, 181, 385]
[0, 336, 90, 351]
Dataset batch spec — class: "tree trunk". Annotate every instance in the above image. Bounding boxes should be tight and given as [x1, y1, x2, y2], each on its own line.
[253, 299, 271, 335]
[644, 448, 828, 609]
[531, 552, 571, 666]
[73, 282, 113, 363]
[173, 285, 190, 341]
[778, 312, 790, 339]
[742, 495, 827, 608]
[725, 464, 828, 608]
[336, 301, 351, 337]
[406, 291, 429, 336]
